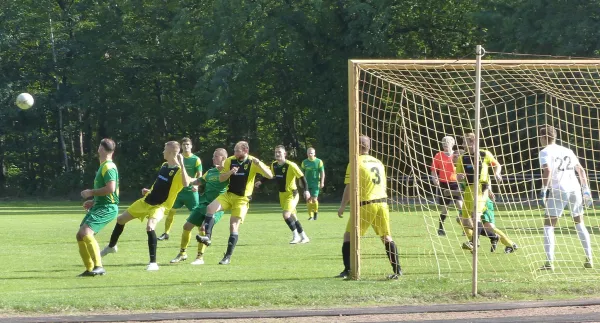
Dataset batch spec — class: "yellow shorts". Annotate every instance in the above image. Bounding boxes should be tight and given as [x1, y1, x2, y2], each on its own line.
[462, 185, 488, 218]
[127, 198, 167, 222]
[279, 190, 299, 213]
[215, 192, 250, 222]
[346, 202, 391, 237]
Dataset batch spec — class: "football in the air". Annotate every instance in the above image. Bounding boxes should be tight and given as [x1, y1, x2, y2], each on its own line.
[15, 93, 34, 110]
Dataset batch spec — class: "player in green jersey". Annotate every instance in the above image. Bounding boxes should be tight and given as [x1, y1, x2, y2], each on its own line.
[77, 138, 119, 277]
[158, 137, 202, 241]
[301, 148, 325, 220]
[170, 148, 229, 265]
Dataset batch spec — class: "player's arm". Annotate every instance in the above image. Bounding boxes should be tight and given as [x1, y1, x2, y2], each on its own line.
[177, 154, 193, 187]
[540, 162, 551, 204]
[338, 163, 351, 217]
[487, 151, 503, 182]
[576, 164, 592, 207]
[219, 158, 237, 182]
[430, 169, 440, 187]
[81, 180, 116, 199]
[252, 157, 273, 179]
[337, 184, 350, 218]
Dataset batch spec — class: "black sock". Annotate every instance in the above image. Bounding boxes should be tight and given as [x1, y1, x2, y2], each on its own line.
[147, 230, 157, 263]
[439, 213, 447, 229]
[385, 240, 401, 274]
[295, 220, 304, 234]
[108, 223, 125, 248]
[284, 217, 297, 232]
[342, 241, 350, 271]
[225, 232, 238, 256]
[203, 214, 215, 238]
[314, 212, 318, 220]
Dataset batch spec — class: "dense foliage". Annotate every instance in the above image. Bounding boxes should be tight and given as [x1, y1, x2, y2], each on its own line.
[1, 0, 598, 199]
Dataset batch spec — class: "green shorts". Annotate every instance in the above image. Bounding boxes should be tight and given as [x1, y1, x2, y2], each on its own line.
[308, 186, 320, 198]
[481, 198, 495, 224]
[80, 204, 119, 233]
[172, 189, 200, 211]
[186, 202, 225, 227]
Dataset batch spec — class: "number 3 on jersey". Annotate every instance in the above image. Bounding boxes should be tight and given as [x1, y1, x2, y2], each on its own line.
[371, 166, 382, 185]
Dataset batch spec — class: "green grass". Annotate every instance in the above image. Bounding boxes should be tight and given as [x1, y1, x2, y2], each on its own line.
[1, 202, 600, 314]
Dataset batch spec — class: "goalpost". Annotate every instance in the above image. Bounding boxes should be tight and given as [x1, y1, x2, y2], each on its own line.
[348, 46, 600, 288]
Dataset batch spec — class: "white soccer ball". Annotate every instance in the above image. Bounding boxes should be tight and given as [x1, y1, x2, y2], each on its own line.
[15, 93, 34, 110]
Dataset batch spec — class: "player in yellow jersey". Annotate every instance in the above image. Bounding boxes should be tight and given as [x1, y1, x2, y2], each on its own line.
[159, 137, 203, 241]
[196, 141, 273, 265]
[455, 133, 517, 253]
[256, 145, 311, 244]
[100, 141, 193, 271]
[77, 138, 118, 277]
[337, 136, 402, 279]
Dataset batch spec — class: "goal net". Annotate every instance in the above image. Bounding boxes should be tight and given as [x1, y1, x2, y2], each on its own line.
[348, 56, 600, 282]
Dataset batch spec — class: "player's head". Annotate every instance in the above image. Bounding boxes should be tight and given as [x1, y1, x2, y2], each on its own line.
[539, 124, 557, 146]
[98, 138, 116, 157]
[463, 133, 476, 153]
[275, 145, 287, 162]
[181, 137, 193, 154]
[359, 135, 371, 154]
[441, 136, 455, 151]
[164, 141, 181, 160]
[234, 141, 249, 159]
[307, 147, 316, 159]
[213, 148, 228, 167]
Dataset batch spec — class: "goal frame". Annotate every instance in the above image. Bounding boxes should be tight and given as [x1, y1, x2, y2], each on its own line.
[347, 51, 600, 289]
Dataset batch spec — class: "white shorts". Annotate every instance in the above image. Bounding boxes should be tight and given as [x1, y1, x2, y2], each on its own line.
[546, 189, 583, 217]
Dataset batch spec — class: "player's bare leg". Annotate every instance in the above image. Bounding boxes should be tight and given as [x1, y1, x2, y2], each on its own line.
[101, 211, 134, 257]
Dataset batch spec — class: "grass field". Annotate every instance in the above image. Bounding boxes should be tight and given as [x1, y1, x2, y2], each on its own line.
[1, 201, 600, 314]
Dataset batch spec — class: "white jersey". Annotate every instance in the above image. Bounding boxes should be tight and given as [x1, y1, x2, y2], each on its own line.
[539, 143, 581, 192]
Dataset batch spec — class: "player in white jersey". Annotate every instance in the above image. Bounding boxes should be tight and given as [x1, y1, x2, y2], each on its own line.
[538, 125, 593, 270]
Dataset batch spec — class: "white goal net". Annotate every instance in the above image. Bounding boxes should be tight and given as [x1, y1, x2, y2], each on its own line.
[349, 56, 600, 282]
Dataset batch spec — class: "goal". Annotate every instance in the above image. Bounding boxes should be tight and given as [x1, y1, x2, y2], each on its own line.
[347, 48, 600, 287]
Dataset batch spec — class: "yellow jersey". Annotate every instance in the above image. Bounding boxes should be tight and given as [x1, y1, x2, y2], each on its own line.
[455, 149, 499, 185]
[344, 154, 387, 202]
[270, 160, 304, 193]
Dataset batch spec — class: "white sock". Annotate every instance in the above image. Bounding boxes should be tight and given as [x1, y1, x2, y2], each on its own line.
[301, 231, 308, 238]
[576, 222, 592, 261]
[543, 226, 555, 262]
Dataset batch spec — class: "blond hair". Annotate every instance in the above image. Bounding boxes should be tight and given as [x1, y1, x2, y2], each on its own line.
[214, 148, 228, 158]
[166, 141, 181, 153]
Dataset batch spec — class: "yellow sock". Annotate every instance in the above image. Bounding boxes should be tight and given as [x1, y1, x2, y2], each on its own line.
[464, 227, 474, 241]
[314, 200, 319, 213]
[198, 229, 207, 255]
[78, 240, 94, 271]
[165, 208, 176, 234]
[83, 234, 102, 268]
[198, 243, 207, 255]
[494, 228, 514, 246]
[180, 229, 192, 251]
[307, 202, 313, 217]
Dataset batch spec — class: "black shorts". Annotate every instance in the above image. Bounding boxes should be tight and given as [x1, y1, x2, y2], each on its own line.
[437, 181, 462, 205]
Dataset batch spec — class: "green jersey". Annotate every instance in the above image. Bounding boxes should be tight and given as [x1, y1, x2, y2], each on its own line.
[94, 160, 119, 205]
[182, 154, 203, 192]
[199, 167, 228, 202]
[301, 157, 324, 187]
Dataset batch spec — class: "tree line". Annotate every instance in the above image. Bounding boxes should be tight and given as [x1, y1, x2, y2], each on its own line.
[1, 0, 599, 199]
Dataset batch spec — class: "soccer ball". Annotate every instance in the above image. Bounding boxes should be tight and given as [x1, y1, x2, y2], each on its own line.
[15, 93, 34, 110]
